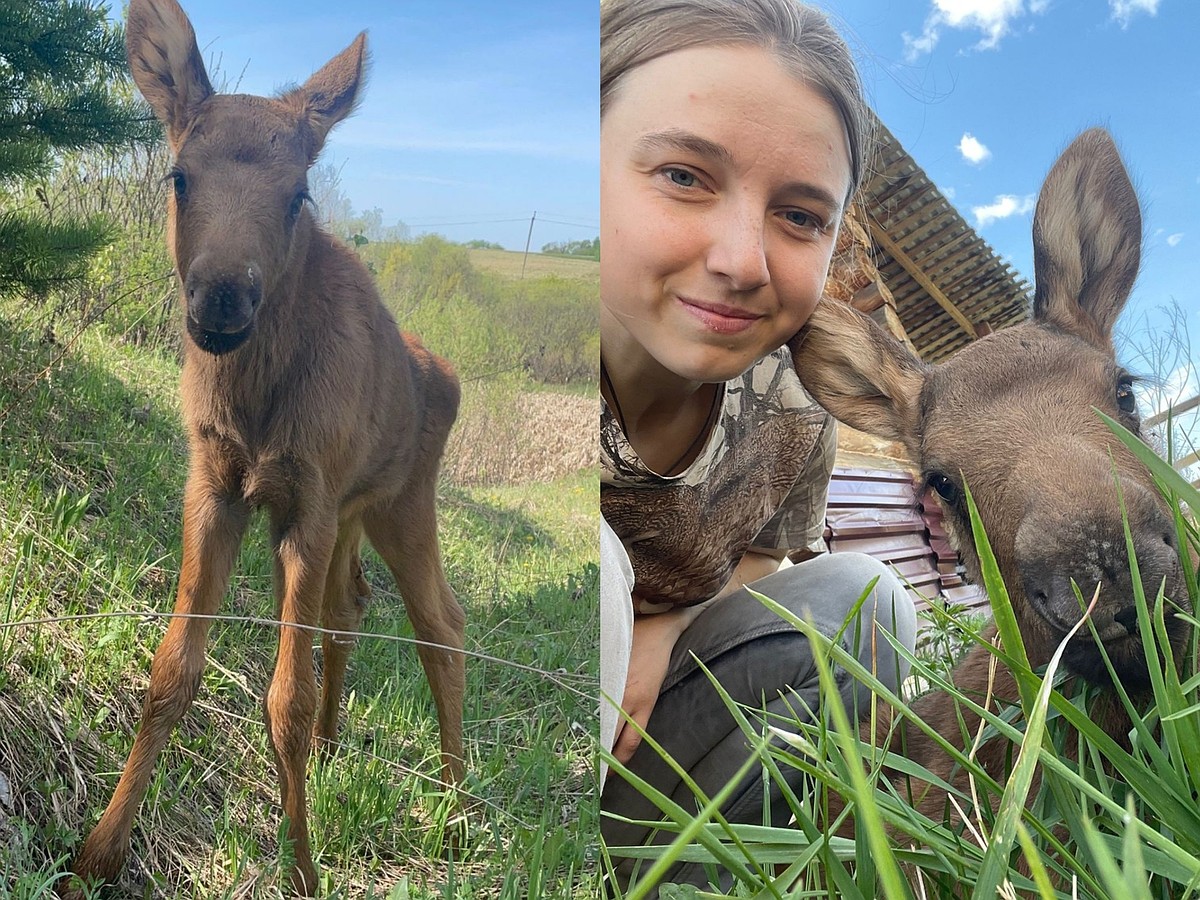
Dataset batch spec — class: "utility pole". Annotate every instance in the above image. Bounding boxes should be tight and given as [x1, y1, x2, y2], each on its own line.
[521, 211, 536, 278]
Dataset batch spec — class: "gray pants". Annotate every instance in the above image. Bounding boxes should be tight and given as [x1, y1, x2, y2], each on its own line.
[601, 550, 916, 894]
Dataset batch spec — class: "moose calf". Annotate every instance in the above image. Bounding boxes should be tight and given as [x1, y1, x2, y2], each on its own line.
[69, 0, 465, 894]
[792, 129, 1188, 828]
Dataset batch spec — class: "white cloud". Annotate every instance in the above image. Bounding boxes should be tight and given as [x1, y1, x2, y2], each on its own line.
[942, 185, 957, 200]
[958, 132, 992, 164]
[903, 0, 1032, 60]
[1110, 0, 1160, 28]
[1167, 233, 1185, 247]
[972, 193, 1036, 228]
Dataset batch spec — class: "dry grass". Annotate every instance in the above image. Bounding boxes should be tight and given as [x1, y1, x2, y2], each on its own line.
[444, 388, 598, 487]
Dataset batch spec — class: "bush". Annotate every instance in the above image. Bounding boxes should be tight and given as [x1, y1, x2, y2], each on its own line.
[0, 0, 158, 297]
[367, 234, 598, 386]
[492, 274, 598, 384]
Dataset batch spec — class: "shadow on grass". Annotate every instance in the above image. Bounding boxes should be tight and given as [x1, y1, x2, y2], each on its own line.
[0, 311, 187, 570]
[440, 485, 562, 553]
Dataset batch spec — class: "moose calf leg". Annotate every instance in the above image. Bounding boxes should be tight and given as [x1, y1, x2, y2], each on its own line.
[264, 518, 336, 895]
[365, 490, 466, 789]
[314, 523, 371, 753]
[71, 487, 247, 891]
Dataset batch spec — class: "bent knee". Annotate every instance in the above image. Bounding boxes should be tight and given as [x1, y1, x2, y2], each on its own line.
[804, 552, 914, 628]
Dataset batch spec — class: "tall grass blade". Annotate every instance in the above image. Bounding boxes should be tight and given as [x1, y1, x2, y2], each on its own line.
[963, 482, 1039, 712]
[973, 588, 1097, 896]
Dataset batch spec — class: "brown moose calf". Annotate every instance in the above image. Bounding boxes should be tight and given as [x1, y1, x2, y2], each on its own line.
[792, 130, 1189, 837]
[68, 0, 465, 894]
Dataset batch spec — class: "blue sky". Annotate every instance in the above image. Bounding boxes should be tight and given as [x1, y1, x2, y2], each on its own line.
[110, 1, 1195, 420]
[824, 0, 1200, 419]
[114, 0, 599, 252]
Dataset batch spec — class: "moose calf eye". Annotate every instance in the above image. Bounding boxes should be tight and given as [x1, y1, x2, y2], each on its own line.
[170, 171, 187, 201]
[289, 191, 309, 220]
[1116, 381, 1137, 414]
[928, 473, 960, 504]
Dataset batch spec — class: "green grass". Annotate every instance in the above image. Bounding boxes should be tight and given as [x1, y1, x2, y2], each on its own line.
[0, 302, 599, 898]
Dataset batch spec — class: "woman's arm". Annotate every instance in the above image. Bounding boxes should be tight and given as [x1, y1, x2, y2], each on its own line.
[709, 548, 790, 602]
[612, 550, 788, 765]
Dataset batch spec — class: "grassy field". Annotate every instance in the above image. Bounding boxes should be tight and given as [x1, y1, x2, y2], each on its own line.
[0, 301, 599, 898]
[466, 250, 599, 285]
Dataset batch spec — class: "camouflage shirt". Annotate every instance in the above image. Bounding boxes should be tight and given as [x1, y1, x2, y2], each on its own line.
[600, 346, 835, 614]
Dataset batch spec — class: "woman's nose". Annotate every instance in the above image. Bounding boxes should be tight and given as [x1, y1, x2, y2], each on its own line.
[705, 204, 769, 291]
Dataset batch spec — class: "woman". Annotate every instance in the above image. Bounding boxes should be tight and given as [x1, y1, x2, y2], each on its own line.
[598, 0, 918, 892]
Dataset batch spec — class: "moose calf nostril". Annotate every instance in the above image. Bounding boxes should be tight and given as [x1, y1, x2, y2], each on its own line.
[1114, 606, 1139, 634]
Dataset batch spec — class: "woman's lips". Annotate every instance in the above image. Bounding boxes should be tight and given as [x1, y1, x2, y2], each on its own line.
[678, 297, 763, 334]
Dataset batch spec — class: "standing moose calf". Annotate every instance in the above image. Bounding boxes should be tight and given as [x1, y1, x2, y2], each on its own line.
[792, 129, 1189, 829]
[69, 0, 465, 894]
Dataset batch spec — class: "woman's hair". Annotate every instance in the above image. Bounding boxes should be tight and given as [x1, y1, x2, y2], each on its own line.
[600, 0, 870, 201]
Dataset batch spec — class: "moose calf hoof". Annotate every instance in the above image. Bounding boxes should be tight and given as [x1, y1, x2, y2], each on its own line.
[287, 860, 321, 897]
[439, 792, 481, 857]
[311, 732, 340, 763]
[441, 815, 470, 859]
[63, 842, 123, 899]
[60, 869, 105, 900]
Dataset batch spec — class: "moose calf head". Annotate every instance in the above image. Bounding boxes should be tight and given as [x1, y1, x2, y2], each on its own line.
[126, 0, 365, 354]
[794, 129, 1188, 688]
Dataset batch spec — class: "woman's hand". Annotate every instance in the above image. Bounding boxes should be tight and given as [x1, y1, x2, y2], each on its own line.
[612, 607, 696, 765]
[611, 552, 785, 766]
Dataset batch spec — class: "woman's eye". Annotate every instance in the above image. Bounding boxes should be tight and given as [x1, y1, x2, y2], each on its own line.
[664, 167, 697, 188]
[783, 209, 822, 231]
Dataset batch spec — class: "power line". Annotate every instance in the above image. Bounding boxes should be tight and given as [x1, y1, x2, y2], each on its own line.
[537, 217, 599, 230]
[537, 211, 597, 225]
[402, 216, 530, 227]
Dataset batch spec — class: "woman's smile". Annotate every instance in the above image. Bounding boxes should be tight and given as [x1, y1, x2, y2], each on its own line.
[676, 296, 765, 335]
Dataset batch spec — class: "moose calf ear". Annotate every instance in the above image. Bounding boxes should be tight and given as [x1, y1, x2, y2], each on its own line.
[1031, 128, 1141, 349]
[789, 297, 928, 456]
[125, 0, 213, 150]
[288, 33, 368, 161]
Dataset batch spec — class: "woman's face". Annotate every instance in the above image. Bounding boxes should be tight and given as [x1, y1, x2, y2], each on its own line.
[600, 43, 852, 385]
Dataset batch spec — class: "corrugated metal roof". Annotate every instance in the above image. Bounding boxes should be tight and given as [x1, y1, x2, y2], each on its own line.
[858, 117, 1034, 363]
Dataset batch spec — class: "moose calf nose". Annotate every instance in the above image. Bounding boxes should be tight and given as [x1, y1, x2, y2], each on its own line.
[184, 261, 263, 335]
[1114, 606, 1140, 634]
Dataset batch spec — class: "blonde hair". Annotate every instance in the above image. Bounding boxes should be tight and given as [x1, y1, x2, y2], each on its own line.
[600, 0, 870, 201]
